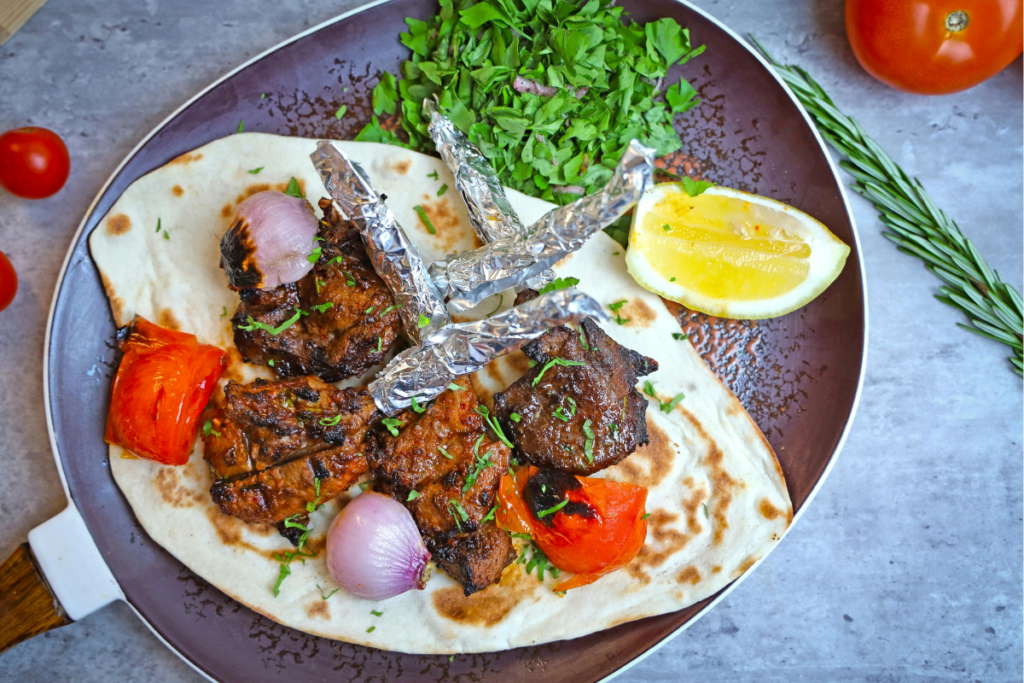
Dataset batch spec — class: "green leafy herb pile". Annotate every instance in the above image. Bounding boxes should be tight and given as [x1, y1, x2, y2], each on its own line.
[356, 0, 704, 204]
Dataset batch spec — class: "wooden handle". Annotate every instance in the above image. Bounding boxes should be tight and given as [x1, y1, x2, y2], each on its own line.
[0, 0, 49, 45]
[0, 543, 71, 654]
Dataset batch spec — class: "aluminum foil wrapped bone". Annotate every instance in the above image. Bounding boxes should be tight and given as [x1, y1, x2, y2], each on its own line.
[425, 98, 554, 290]
[368, 289, 606, 415]
[429, 138, 656, 310]
[310, 140, 450, 343]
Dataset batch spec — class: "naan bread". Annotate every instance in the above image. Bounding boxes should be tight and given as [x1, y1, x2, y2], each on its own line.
[90, 133, 791, 654]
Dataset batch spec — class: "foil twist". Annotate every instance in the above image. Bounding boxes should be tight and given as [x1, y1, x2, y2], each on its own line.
[310, 141, 451, 343]
[425, 99, 554, 289]
[368, 289, 606, 415]
[429, 139, 655, 310]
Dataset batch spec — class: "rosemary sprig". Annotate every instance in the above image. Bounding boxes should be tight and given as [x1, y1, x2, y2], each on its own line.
[751, 36, 1023, 376]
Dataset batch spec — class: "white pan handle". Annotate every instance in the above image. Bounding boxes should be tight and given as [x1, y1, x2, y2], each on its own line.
[27, 504, 123, 620]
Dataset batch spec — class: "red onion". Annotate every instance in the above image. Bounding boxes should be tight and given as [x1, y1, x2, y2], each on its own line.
[220, 191, 319, 290]
[326, 492, 431, 600]
[512, 76, 588, 99]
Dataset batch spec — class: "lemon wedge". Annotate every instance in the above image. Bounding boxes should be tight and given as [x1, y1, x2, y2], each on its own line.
[625, 183, 850, 319]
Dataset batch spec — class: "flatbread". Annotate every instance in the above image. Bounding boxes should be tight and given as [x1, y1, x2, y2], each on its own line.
[90, 133, 791, 654]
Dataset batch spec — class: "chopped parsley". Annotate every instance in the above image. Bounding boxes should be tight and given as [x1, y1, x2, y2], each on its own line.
[427, 170, 439, 180]
[703, 502, 710, 518]
[536, 498, 569, 518]
[582, 419, 595, 462]
[340, 269, 356, 287]
[418, 313, 431, 328]
[532, 358, 587, 386]
[462, 435, 493, 491]
[643, 380, 657, 398]
[407, 490, 420, 501]
[382, 417, 404, 436]
[487, 293, 504, 317]
[608, 300, 630, 325]
[268, 359, 275, 367]
[537, 276, 579, 295]
[447, 382, 464, 392]
[552, 396, 576, 422]
[449, 499, 469, 530]
[381, 303, 401, 315]
[680, 176, 715, 197]
[237, 307, 307, 335]
[437, 183, 448, 197]
[660, 392, 685, 413]
[248, 166, 264, 174]
[438, 445, 453, 460]
[518, 540, 560, 582]
[670, 277, 677, 282]
[413, 204, 436, 234]
[510, 412, 521, 423]
[371, 609, 383, 616]
[672, 332, 689, 340]
[365, 306, 375, 314]
[662, 223, 671, 232]
[273, 564, 291, 597]
[284, 177, 304, 198]
[220, 306, 228, 318]
[315, 279, 326, 294]
[162, 229, 170, 240]
[410, 396, 426, 413]
[578, 326, 592, 351]
[359, 482, 370, 491]
[155, 218, 162, 234]
[311, 302, 334, 314]
[366, 626, 376, 633]
[641, 513, 651, 520]
[482, 505, 497, 523]
[335, 105, 347, 120]
[375, 336, 383, 353]
[237, 119, 244, 133]
[319, 414, 342, 427]
[475, 405, 513, 448]
[202, 420, 221, 438]
[317, 584, 339, 600]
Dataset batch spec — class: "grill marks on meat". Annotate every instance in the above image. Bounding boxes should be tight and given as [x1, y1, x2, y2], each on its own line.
[493, 317, 658, 475]
[231, 198, 402, 382]
[366, 378, 514, 595]
[202, 376, 379, 527]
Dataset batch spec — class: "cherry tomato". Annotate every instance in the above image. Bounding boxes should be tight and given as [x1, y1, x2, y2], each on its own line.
[105, 318, 227, 466]
[0, 127, 71, 199]
[845, 0, 1023, 95]
[499, 466, 648, 591]
[0, 250, 17, 312]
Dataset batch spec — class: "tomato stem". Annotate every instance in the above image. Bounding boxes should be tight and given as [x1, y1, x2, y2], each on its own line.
[945, 10, 969, 33]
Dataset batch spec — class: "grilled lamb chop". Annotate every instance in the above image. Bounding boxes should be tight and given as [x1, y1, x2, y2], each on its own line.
[366, 378, 515, 596]
[202, 376, 378, 529]
[231, 198, 402, 382]
[493, 306, 658, 476]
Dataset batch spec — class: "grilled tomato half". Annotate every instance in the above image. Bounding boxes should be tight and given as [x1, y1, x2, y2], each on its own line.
[105, 317, 227, 465]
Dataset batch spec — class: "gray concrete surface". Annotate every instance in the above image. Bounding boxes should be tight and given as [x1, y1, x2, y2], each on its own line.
[0, 0, 1020, 681]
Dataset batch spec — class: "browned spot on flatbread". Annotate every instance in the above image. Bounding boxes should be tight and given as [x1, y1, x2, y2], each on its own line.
[158, 309, 180, 331]
[236, 183, 271, 205]
[222, 204, 234, 218]
[677, 406, 736, 546]
[607, 420, 672, 488]
[554, 251, 575, 268]
[417, 198, 463, 250]
[680, 480, 709, 535]
[505, 350, 531, 378]
[712, 565, 722, 574]
[734, 556, 757, 578]
[169, 152, 202, 165]
[433, 567, 534, 626]
[305, 600, 330, 620]
[154, 467, 203, 508]
[105, 213, 132, 235]
[622, 298, 657, 328]
[389, 158, 411, 175]
[626, 508, 689, 583]
[172, 185, 184, 197]
[99, 272, 126, 324]
[760, 497, 785, 521]
[677, 566, 701, 585]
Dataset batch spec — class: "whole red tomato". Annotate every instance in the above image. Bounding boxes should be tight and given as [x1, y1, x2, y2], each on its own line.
[846, 0, 1023, 95]
[0, 250, 17, 312]
[0, 127, 71, 199]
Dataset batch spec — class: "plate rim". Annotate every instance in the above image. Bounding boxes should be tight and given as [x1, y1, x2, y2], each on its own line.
[40, 1, 868, 681]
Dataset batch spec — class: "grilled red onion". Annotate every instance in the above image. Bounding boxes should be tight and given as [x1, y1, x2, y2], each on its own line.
[326, 491, 431, 600]
[220, 191, 319, 290]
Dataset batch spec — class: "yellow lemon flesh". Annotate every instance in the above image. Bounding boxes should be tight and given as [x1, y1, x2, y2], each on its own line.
[625, 183, 850, 319]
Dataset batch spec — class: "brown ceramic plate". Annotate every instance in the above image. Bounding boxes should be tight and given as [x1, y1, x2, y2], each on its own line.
[44, 0, 866, 680]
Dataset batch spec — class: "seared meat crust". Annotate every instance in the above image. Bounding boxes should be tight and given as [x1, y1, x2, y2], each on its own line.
[366, 378, 514, 595]
[232, 198, 402, 382]
[202, 376, 379, 526]
[493, 317, 658, 475]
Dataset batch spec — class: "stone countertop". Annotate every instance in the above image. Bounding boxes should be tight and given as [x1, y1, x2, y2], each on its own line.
[0, 1, 1020, 681]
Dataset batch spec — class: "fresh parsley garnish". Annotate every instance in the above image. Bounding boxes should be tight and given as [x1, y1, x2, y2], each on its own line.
[268, 359, 275, 367]
[381, 303, 401, 315]
[463, 435, 493, 492]
[371, 609, 383, 616]
[486, 293, 503, 317]
[437, 183, 448, 197]
[237, 307, 307, 335]
[449, 499, 469, 530]
[365, 306, 375, 315]
[641, 513, 651, 520]
[418, 312, 431, 328]
[284, 177, 304, 198]
[537, 277, 580, 295]
[319, 414, 342, 426]
[410, 396, 426, 413]
[202, 420, 221, 438]
[660, 392, 685, 413]
[382, 417, 404, 436]
[237, 119, 244, 133]
[339, 269, 356, 287]
[703, 502, 710, 518]
[531, 358, 587, 386]
[413, 204, 436, 234]
[672, 332, 689, 340]
[438, 445, 453, 460]
[609, 300, 630, 325]
[407, 490, 420, 501]
[537, 498, 569, 519]
[447, 382, 464, 391]
[510, 412, 521, 423]
[427, 170, 439, 180]
[482, 505, 497, 523]
[662, 223, 672, 232]
[680, 176, 715, 197]
[643, 380, 657, 398]
[582, 419, 595, 462]
[311, 302, 334, 314]
[248, 166, 264, 174]
[220, 306, 228, 318]
[317, 584, 340, 600]
[475, 405, 513, 448]
[366, 626, 376, 633]
[375, 336, 383, 353]
[335, 105, 347, 120]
